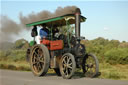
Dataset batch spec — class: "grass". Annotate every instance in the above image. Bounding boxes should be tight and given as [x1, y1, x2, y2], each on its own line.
[0, 60, 55, 73]
[99, 63, 128, 80]
[0, 61, 30, 71]
[0, 60, 128, 80]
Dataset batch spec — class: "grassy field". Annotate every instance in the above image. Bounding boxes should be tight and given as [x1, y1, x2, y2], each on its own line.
[0, 61, 30, 71]
[99, 63, 128, 80]
[0, 60, 128, 80]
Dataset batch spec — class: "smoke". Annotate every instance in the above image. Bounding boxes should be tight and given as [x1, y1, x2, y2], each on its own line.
[19, 10, 53, 25]
[0, 15, 22, 42]
[0, 6, 77, 42]
[20, 6, 77, 24]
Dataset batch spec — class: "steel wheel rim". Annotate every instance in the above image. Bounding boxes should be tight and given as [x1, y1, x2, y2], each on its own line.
[83, 55, 96, 77]
[31, 46, 44, 73]
[61, 55, 73, 77]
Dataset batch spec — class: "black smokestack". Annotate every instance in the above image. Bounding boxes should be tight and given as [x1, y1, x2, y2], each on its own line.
[75, 8, 81, 38]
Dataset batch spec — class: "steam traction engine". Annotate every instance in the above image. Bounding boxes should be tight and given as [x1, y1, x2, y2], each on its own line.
[26, 8, 99, 79]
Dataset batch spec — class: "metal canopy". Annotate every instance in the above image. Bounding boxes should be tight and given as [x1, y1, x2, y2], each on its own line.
[26, 14, 86, 27]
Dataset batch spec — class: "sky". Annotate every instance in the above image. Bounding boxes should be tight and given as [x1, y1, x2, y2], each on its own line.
[1, 0, 128, 42]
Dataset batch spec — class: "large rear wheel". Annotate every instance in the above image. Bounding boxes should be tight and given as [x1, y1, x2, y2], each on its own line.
[82, 53, 99, 77]
[59, 53, 76, 79]
[30, 44, 50, 76]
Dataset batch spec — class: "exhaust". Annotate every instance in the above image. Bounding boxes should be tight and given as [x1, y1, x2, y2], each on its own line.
[75, 8, 81, 39]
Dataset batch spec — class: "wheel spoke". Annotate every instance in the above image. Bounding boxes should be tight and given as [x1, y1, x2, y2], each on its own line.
[37, 63, 40, 72]
[33, 61, 38, 65]
[39, 57, 44, 63]
[34, 63, 39, 72]
[67, 65, 72, 69]
[32, 55, 38, 65]
[67, 62, 72, 69]
[38, 63, 42, 71]
[68, 63, 72, 66]
[67, 56, 70, 63]
[34, 51, 39, 57]
[63, 57, 67, 64]
[33, 65, 38, 72]
[63, 66, 66, 71]
[66, 67, 68, 76]
[67, 57, 71, 64]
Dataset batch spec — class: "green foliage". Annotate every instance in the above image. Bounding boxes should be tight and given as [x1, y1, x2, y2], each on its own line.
[99, 63, 128, 80]
[104, 48, 128, 64]
[0, 37, 128, 65]
[0, 61, 30, 71]
[0, 50, 11, 60]
[8, 50, 26, 62]
[59, 25, 75, 36]
[0, 49, 26, 62]
[119, 42, 128, 48]
[14, 39, 29, 49]
[83, 37, 128, 64]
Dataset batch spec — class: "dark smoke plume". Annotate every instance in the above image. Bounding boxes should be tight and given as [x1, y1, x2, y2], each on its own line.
[0, 15, 22, 42]
[20, 6, 77, 25]
[0, 6, 77, 42]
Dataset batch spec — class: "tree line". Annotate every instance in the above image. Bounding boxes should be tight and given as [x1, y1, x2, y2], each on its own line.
[0, 37, 128, 64]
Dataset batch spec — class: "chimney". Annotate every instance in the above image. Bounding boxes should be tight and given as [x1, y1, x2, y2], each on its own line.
[75, 8, 81, 39]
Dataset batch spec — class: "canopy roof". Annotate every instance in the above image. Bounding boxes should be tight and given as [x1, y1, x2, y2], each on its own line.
[26, 14, 86, 27]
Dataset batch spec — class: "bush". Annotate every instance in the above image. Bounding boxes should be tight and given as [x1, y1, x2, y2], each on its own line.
[0, 50, 11, 60]
[104, 48, 128, 64]
[14, 39, 29, 49]
[0, 49, 26, 62]
[8, 50, 26, 62]
[1, 37, 128, 65]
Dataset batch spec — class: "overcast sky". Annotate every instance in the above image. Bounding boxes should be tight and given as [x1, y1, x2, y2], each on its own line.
[1, 0, 128, 42]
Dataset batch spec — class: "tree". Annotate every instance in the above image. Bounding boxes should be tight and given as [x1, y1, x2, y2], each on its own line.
[14, 39, 28, 49]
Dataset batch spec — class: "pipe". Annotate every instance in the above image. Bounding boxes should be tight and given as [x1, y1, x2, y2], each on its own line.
[75, 8, 81, 39]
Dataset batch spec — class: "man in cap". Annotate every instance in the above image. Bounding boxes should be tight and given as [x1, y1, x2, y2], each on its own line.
[40, 23, 49, 39]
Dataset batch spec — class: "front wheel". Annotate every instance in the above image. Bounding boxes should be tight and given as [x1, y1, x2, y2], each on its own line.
[30, 44, 50, 76]
[82, 53, 99, 77]
[59, 53, 76, 79]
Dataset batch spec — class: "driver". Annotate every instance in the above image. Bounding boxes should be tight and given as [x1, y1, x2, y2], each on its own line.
[52, 25, 59, 38]
[40, 23, 49, 39]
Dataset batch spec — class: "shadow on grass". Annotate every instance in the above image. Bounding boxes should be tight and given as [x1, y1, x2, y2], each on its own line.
[73, 72, 101, 79]
[46, 73, 60, 76]
[73, 72, 85, 79]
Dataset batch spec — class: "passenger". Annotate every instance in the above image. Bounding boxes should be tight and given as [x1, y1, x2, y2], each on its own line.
[52, 25, 59, 38]
[31, 25, 40, 44]
[31, 25, 38, 37]
[40, 23, 49, 39]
